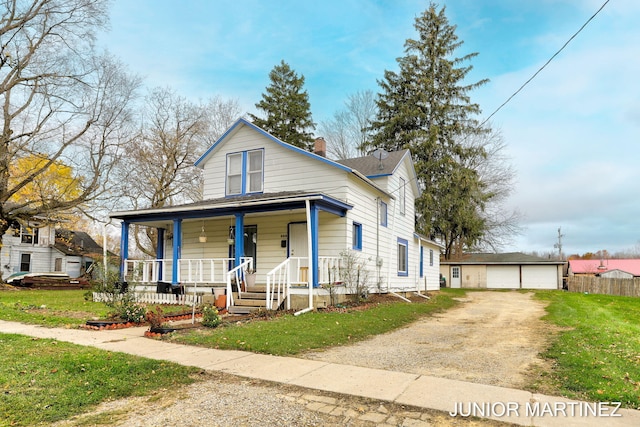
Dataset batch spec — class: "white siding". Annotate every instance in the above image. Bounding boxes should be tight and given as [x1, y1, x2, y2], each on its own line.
[202, 126, 347, 200]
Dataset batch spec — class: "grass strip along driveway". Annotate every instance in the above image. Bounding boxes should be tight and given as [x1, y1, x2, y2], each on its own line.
[535, 291, 640, 409]
[0, 334, 200, 426]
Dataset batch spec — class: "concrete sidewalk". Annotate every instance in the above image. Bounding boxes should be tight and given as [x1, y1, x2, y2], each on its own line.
[1, 319, 638, 427]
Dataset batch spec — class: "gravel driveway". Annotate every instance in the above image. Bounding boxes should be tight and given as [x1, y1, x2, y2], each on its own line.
[302, 290, 554, 389]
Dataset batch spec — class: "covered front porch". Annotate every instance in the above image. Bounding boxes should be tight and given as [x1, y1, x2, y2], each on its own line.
[111, 192, 354, 312]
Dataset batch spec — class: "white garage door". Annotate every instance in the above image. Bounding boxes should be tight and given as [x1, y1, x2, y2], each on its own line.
[487, 266, 520, 288]
[521, 265, 558, 289]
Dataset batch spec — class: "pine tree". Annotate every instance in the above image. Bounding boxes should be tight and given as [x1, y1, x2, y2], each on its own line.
[367, 3, 491, 259]
[250, 60, 316, 150]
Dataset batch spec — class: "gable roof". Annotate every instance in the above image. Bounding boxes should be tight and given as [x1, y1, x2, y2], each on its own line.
[337, 150, 410, 177]
[441, 252, 565, 265]
[337, 149, 421, 196]
[195, 118, 351, 172]
[193, 117, 392, 198]
[568, 259, 640, 276]
[54, 230, 104, 257]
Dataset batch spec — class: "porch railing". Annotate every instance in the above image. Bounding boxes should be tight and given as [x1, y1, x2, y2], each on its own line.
[124, 257, 252, 285]
[318, 256, 342, 284]
[226, 258, 254, 308]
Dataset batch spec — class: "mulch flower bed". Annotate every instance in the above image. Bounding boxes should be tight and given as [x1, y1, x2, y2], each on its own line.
[82, 312, 202, 331]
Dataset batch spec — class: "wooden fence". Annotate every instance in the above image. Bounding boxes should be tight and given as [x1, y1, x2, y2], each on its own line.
[93, 292, 202, 306]
[567, 275, 640, 297]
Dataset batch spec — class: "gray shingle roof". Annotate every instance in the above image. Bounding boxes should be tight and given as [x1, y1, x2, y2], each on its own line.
[441, 252, 565, 264]
[337, 149, 410, 177]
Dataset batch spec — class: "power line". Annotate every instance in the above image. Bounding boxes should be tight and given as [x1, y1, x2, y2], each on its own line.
[479, 0, 610, 128]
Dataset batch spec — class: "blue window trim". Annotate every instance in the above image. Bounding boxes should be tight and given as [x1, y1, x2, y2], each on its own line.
[226, 149, 264, 197]
[352, 222, 362, 251]
[397, 237, 408, 277]
[380, 201, 388, 227]
[419, 246, 424, 278]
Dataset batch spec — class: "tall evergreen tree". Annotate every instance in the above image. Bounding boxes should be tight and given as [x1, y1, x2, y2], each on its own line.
[249, 60, 315, 150]
[367, 3, 491, 259]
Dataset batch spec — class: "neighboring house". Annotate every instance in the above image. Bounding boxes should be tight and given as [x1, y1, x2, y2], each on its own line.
[110, 118, 443, 311]
[1, 220, 103, 279]
[440, 252, 565, 290]
[568, 259, 640, 279]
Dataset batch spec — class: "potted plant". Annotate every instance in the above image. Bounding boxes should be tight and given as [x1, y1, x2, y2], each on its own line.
[244, 269, 256, 288]
[146, 306, 175, 334]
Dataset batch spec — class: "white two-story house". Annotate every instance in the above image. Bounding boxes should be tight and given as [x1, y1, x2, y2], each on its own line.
[110, 118, 442, 312]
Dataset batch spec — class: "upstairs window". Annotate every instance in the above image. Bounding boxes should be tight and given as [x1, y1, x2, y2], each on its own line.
[379, 201, 388, 227]
[226, 153, 242, 195]
[226, 149, 264, 196]
[247, 150, 263, 192]
[21, 226, 38, 244]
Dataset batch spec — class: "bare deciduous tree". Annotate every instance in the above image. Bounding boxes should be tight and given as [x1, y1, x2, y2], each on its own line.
[0, 0, 140, 279]
[319, 90, 377, 160]
[460, 127, 522, 253]
[120, 87, 242, 256]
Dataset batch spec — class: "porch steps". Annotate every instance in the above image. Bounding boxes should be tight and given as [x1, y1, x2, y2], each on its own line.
[228, 287, 269, 314]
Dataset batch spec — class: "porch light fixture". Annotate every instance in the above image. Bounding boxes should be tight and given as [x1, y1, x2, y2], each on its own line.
[199, 221, 207, 243]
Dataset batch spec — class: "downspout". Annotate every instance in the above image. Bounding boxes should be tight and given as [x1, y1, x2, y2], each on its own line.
[295, 199, 314, 316]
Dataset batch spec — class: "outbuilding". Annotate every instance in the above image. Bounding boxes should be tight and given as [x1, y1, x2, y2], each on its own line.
[440, 252, 565, 290]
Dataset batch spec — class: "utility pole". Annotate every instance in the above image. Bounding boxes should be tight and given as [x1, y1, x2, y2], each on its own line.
[553, 227, 564, 260]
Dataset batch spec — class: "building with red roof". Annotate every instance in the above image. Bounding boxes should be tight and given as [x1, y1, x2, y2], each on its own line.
[568, 259, 640, 279]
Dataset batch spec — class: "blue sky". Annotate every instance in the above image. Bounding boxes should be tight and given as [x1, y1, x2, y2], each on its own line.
[98, 0, 640, 256]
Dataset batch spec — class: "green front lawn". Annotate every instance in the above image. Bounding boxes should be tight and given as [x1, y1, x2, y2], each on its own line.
[535, 291, 640, 408]
[0, 289, 194, 327]
[169, 290, 464, 355]
[0, 333, 200, 426]
[0, 290, 109, 327]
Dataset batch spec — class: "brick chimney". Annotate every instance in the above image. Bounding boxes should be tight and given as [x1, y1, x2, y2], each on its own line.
[314, 137, 326, 157]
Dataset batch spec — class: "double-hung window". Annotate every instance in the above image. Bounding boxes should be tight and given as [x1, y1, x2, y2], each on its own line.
[397, 238, 408, 276]
[352, 222, 362, 251]
[226, 149, 264, 196]
[379, 201, 388, 227]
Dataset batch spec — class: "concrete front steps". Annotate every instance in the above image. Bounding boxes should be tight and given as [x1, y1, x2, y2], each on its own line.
[228, 285, 271, 314]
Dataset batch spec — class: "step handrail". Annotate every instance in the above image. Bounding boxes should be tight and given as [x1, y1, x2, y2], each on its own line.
[266, 257, 300, 310]
[226, 258, 253, 309]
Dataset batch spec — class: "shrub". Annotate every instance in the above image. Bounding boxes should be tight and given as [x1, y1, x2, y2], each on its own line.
[117, 302, 146, 323]
[146, 306, 165, 329]
[201, 304, 221, 328]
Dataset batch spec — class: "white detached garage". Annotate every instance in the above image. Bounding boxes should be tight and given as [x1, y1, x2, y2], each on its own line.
[440, 253, 565, 290]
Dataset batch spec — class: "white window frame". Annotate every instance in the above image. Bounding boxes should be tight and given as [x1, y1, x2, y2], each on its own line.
[380, 201, 388, 227]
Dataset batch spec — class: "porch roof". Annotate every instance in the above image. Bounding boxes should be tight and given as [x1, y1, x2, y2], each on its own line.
[109, 191, 353, 224]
